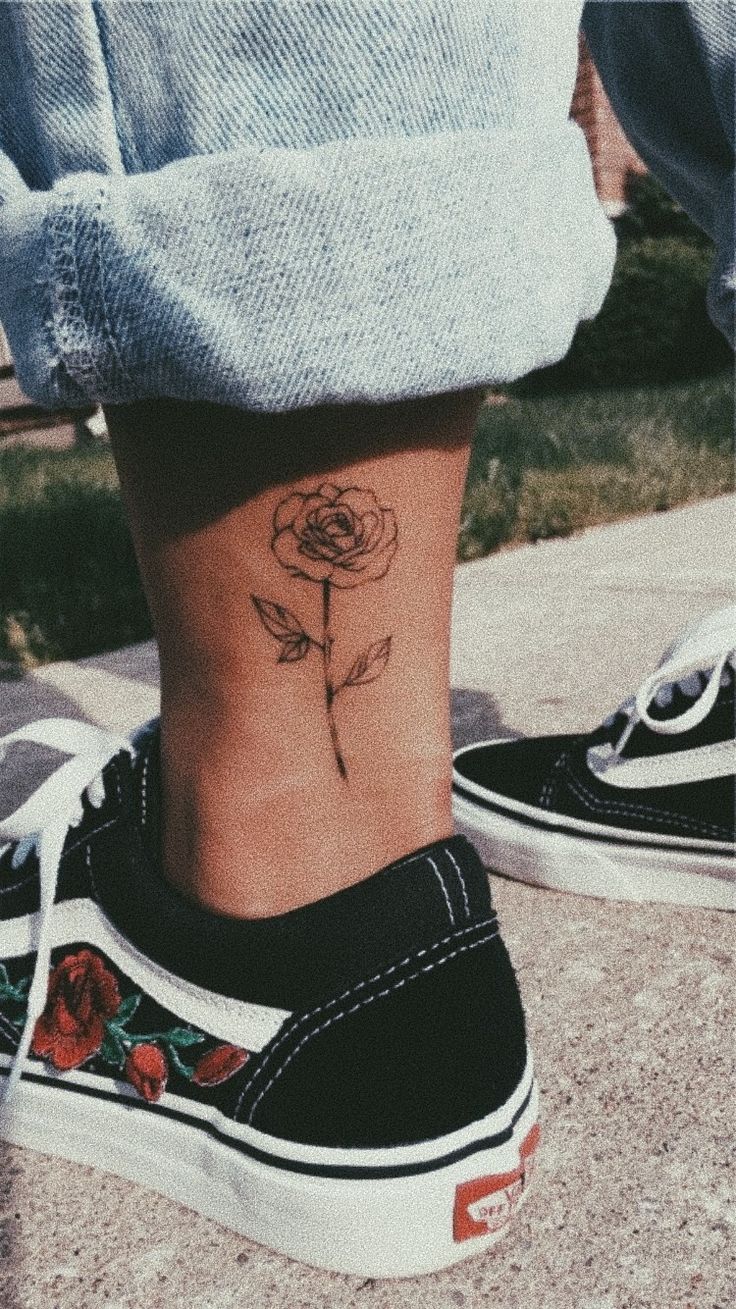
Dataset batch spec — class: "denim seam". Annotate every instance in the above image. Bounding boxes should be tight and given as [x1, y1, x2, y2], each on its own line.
[35, 206, 65, 408]
[246, 928, 499, 1126]
[45, 190, 100, 396]
[93, 182, 133, 393]
[90, 0, 140, 175]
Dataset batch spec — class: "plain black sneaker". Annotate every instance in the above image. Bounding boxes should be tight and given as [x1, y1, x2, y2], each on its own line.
[453, 606, 735, 911]
[0, 717, 538, 1277]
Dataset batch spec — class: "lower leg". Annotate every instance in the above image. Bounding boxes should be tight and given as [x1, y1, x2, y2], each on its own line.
[105, 390, 481, 918]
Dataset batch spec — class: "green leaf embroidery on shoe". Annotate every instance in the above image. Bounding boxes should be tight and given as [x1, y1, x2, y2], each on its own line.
[0, 963, 31, 1007]
[164, 1043, 195, 1081]
[100, 1029, 126, 1068]
[163, 1027, 207, 1049]
[115, 993, 142, 1025]
[2, 948, 250, 1103]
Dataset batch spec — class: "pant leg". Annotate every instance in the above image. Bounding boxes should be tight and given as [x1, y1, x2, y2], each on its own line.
[0, 0, 615, 414]
[583, 0, 734, 345]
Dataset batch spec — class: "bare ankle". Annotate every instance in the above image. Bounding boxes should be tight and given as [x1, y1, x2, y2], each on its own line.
[160, 745, 452, 918]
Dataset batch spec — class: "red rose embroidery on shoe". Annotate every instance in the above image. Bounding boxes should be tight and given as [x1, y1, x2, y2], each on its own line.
[125, 1042, 168, 1102]
[31, 949, 121, 1071]
[192, 1043, 249, 1086]
[19, 948, 253, 1102]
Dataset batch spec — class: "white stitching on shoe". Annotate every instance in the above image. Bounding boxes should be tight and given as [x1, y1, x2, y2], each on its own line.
[428, 855, 455, 927]
[0, 798, 121, 898]
[376, 843, 470, 877]
[140, 748, 150, 828]
[246, 929, 499, 1125]
[538, 752, 566, 809]
[62, 817, 121, 864]
[0, 1011, 21, 1049]
[539, 774, 557, 810]
[560, 759, 730, 837]
[85, 842, 100, 903]
[0, 865, 38, 896]
[445, 848, 471, 920]
[384, 847, 446, 874]
[537, 751, 729, 837]
[1, 819, 120, 901]
[235, 918, 495, 1118]
[0, 736, 127, 903]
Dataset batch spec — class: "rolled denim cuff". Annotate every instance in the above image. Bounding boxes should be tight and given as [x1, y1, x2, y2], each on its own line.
[0, 185, 112, 408]
[0, 122, 616, 413]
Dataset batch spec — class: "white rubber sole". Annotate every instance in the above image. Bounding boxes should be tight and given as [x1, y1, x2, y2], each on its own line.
[0, 1057, 539, 1278]
[452, 763, 735, 912]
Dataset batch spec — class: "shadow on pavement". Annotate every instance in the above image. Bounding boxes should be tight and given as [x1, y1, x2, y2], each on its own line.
[0, 679, 100, 815]
[450, 686, 521, 750]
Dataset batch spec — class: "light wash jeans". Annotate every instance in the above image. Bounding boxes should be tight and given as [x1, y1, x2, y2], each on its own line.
[0, 1, 732, 416]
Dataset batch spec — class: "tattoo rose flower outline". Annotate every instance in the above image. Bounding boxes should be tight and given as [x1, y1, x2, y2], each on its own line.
[252, 483, 398, 779]
[271, 485, 398, 588]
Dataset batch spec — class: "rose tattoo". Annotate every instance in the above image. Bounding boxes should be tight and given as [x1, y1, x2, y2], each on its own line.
[252, 483, 397, 779]
[272, 485, 398, 587]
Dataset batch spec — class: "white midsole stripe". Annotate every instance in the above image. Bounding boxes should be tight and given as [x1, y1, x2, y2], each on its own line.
[0, 899, 291, 1052]
[0, 1046, 534, 1170]
[453, 744, 734, 852]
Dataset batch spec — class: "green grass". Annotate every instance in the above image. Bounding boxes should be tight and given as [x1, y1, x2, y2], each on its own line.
[0, 446, 150, 672]
[459, 371, 733, 559]
[0, 371, 733, 671]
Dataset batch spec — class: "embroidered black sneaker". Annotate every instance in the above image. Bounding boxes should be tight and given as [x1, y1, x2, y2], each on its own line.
[0, 718, 538, 1277]
[453, 605, 735, 911]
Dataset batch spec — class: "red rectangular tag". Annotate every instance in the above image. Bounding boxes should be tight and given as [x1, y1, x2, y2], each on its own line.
[453, 1122, 540, 1242]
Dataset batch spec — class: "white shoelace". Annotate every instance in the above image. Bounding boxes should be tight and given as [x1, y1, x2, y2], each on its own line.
[607, 604, 736, 760]
[0, 719, 131, 1104]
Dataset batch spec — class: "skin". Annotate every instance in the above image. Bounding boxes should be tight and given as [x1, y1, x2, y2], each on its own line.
[105, 389, 482, 918]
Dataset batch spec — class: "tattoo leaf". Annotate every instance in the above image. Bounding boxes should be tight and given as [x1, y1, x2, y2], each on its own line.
[251, 595, 306, 643]
[343, 637, 392, 688]
[278, 635, 311, 663]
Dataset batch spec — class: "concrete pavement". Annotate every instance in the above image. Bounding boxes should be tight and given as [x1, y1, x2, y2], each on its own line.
[1, 496, 734, 1309]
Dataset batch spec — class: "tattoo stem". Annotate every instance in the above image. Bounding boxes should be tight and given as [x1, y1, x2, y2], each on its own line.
[322, 579, 348, 780]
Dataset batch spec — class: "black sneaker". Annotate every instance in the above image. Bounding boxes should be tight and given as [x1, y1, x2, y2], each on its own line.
[0, 717, 539, 1277]
[453, 606, 735, 911]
